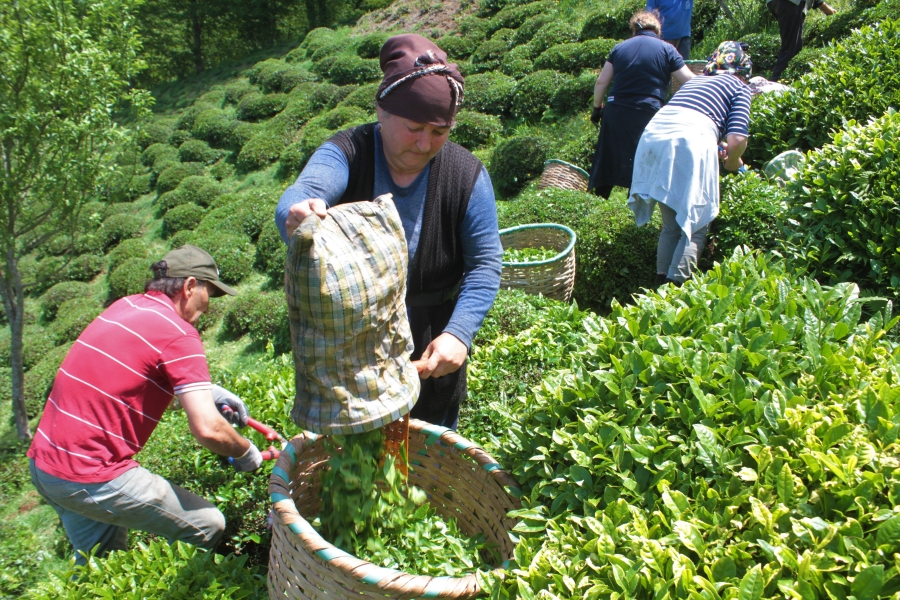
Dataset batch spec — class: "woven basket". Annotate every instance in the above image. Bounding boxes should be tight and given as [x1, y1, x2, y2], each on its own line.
[537, 159, 589, 191]
[268, 420, 522, 599]
[500, 223, 577, 302]
[670, 60, 708, 95]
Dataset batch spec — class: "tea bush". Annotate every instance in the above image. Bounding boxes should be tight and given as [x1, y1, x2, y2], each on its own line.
[237, 92, 288, 121]
[499, 187, 660, 310]
[135, 122, 172, 150]
[108, 257, 152, 300]
[163, 204, 206, 236]
[464, 72, 517, 115]
[500, 44, 537, 78]
[490, 135, 548, 197]
[49, 297, 102, 345]
[107, 238, 152, 272]
[98, 213, 142, 251]
[223, 80, 256, 105]
[549, 70, 596, 116]
[168, 129, 193, 147]
[254, 60, 316, 93]
[237, 131, 284, 171]
[781, 109, 900, 297]
[0, 325, 56, 371]
[178, 139, 224, 165]
[223, 292, 290, 352]
[530, 22, 581, 55]
[40, 282, 92, 322]
[512, 70, 574, 120]
[451, 110, 502, 150]
[473, 288, 568, 346]
[470, 38, 514, 73]
[227, 122, 261, 150]
[104, 169, 152, 204]
[254, 219, 287, 281]
[740, 32, 780, 76]
[191, 109, 237, 147]
[141, 143, 177, 168]
[338, 83, 378, 111]
[327, 55, 381, 86]
[156, 162, 204, 194]
[280, 120, 336, 174]
[581, 0, 644, 40]
[512, 13, 554, 45]
[190, 233, 254, 284]
[195, 190, 275, 241]
[61, 254, 104, 284]
[436, 35, 478, 60]
[356, 32, 389, 59]
[175, 175, 224, 207]
[175, 106, 201, 131]
[25, 540, 264, 600]
[489, 0, 556, 33]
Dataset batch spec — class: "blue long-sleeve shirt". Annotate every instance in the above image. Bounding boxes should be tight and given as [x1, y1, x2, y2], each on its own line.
[646, 0, 693, 40]
[275, 128, 502, 349]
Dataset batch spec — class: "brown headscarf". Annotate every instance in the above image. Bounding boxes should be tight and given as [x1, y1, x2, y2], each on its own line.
[376, 34, 464, 127]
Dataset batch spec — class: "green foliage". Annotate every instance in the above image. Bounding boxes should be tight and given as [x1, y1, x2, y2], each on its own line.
[178, 139, 224, 165]
[479, 248, 900, 600]
[356, 32, 389, 59]
[549, 70, 596, 116]
[0, 517, 57, 599]
[223, 292, 290, 352]
[740, 32, 780, 76]
[0, 324, 57, 371]
[490, 135, 548, 197]
[98, 213, 142, 251]
[253, 59, 317, 93]
[25, 540, 264, 599]
[581, 0, 644, 40]
[191, 109, 237, 148]
[470, 37, 515, 73]
[464, 72, 517, 115]
[436, 35, 478, 60]
[512, 70, 574, 120]
[135, 122, 172, 150]
[290, 81, 345, 113]
[61, 253, 105, 283]
[223, 81, 256, 105]
[254, 219, 287, 282]
[156, 162, 204, 194]
[227, 121, 261, 150]
[489, 0, 556, 33]
[142, 142, 177, 168]
[473, 288, 568, 346]
[48, 297, 103, 345]
[191, 233, 254, 284]
[40, 281, 92, 322]
[531, 21, 581, 55]
[338, 83, 378, 111]
[108, 257, 152, 300]
[175, 175, 224, 207]
[704, 171, 788, 267]
[236, 131, 284, 171]
[164, 204, 206, 236]
[451, 110, 502, 150]
[168, 129, 193, 147]
[195, 189, 275, 241]
[500, 187, 660, 311]
[107, 238, 151, 272]
[499, 44, 536, 78]
[747, 19, 900, 163]
[23, 343, 72, 417]
[280, 119, 337, 174]
[781, 109, 900, 298]
[326, 55, 381, 85]
[237, 92, 288, 121]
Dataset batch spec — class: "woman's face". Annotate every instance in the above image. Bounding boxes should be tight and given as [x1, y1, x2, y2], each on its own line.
[377, 107, 452, 177]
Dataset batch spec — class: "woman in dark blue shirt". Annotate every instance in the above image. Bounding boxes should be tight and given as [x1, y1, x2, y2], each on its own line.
[587, 11, 694, 199]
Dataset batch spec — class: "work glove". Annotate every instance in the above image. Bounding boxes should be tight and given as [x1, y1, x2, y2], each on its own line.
[212, 385, 249, 428]
[590, 105, 603, 125]
[231, 442, 263, 472]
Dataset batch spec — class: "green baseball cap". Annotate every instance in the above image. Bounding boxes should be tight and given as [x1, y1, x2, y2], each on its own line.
[160, 245, 237, 297]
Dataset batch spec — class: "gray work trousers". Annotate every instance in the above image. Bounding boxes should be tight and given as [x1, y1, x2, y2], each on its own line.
[657, 203, 708, 283]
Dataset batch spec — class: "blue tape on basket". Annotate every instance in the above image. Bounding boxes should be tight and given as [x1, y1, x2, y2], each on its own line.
[270, 493, 293, 504]
[453, 438, 473, 451]
[316, 546, 352, 562]
[502, 560, 510, 569]
[410, 459, 422, 466]
[285, 442, 297, 464]
[288, 516, 318, 536]
[421, 423, 450, 446]
[422, 577, 453, 597]
[361, 567, 402, 585]
[483, 462, 503, 472]
[271, 466, 290, 484]
[498, 223, 577, 267]
[417, 449, 428, 457]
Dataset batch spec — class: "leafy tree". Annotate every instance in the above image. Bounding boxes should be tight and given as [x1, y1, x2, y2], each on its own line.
[0, 0, 150, 439]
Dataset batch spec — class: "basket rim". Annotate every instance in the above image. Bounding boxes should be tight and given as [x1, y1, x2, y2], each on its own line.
[268, 419, 522, 597]
[499, 223, 577, 267]
[542, 158, 589, 179]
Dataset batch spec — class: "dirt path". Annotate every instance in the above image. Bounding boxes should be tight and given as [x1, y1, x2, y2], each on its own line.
[354, 0, 479, 37]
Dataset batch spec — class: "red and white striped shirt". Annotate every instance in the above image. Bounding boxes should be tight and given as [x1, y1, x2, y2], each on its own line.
[27, 292, 211, 483]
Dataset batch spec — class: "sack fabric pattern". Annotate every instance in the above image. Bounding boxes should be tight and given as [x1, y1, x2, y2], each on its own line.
[285, 194, 419, 434]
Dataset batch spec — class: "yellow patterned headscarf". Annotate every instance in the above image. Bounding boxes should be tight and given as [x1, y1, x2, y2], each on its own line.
[704, 41, 752, 79]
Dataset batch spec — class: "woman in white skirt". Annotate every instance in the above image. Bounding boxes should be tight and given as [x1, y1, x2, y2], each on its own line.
[630, 41, 752, 286]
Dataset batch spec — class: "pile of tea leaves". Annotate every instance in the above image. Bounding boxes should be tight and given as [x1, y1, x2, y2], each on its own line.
[502, 246, 558, 263]
[315, 429, 498, 577]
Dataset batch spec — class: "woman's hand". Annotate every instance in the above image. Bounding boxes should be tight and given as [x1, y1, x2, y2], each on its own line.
[285, 198, 328, 238]
[410, 332, 468, 379]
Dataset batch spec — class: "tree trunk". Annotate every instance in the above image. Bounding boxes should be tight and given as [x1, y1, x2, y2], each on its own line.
[1, 251, 32, 440]
[191, 1, 204, 74]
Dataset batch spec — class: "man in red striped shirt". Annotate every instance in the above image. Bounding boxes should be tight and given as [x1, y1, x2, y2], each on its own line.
[27, 245, 263, 564]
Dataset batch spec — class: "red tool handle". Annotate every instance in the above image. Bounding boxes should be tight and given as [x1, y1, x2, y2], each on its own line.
[261, 446, 280, 461]
[247, 417, 279, 443]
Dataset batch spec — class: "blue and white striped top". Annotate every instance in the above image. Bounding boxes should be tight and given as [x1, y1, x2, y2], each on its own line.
[667, 74, 752, 139]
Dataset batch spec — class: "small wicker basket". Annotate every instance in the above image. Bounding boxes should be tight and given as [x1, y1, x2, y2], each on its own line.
[268, 420, 522, 599]
[670, 60, 708, 95]
[537, 159, 589, 191]
[500, 223, 577, 302]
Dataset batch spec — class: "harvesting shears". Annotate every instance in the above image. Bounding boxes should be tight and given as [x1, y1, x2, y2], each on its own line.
[222, 406, 288, 462]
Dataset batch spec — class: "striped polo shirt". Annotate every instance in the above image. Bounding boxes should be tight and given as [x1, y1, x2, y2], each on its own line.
[27, 292, 211, 483]
[667, 74, 753, 139]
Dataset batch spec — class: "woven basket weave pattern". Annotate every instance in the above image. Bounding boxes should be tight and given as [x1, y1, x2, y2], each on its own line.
[500, 224, 576, 302]
[537, 160, 589, 192]
[268, 420, 521, 599]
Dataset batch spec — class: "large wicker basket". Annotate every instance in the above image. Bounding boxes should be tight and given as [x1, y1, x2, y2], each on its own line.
[268, 420, 522, 599]
[499, 223, 577, 302]
[537, 159, 589, 191]
[670, 60, 708, 95]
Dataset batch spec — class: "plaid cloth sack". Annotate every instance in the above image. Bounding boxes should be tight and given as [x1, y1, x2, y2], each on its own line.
[285, 194, 419, 434]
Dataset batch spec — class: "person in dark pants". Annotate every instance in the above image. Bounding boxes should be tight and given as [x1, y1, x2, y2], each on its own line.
[768, 0, 835, 81]
[588, 11, 695, 199]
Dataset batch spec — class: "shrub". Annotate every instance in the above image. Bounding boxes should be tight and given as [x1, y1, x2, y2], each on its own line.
[457, 15, 491, 42]
[108, 257, 153, 301]
[499, 44, 537, 78]
[747, 19, 900, 163]
[27, 540, 264, 599]
[63, 254, 104, 283]
[207, 158, 235, 181]
[195, 190, 276, 241]
[311, 55, 339, 79]
[327, 55, 381, 86]
[163, 204, 206, 236]
[228, 121, 262, 149]
[512, 70, 574, 120]
[338, 83, 378, 111]
[254, 59, 316, 93]
[464, 72, 517, 115]
[108, 238, 151, 272]
[550, 70, 596, 116]
[156, 162, 204, 194]
[549, 120, 597, 172]
[536, 39, 616, 73]
[739, 32, 780, 76]
[470, 38, 513, 73]
[135, 122, 172, 150]
[141, 143, 177, 168]
[0, 325, 57, 372]
[512, 13, 553, 45]
[280, 120, 335, 174]
[499, 187, 660, 310]
[236, 131, 285, 171]
[167, 129, 192, 147]
[103, 169, 151, 203]
[300, 27, 339, 56]
[489, 135, 548, 197]
[237, 92, 288, 121]
[194, 296, 228, 333]
[177, 139, 224, 165]
[530, 22, 580, 55]
[451, 110, 501, 150]
[703, 171, 788, 268]
[254, 219, 286, 281]
[436, 35, 477, 60]
[40, 281, 92, 322]
[155, 189, 189, 213]
[311, 105, 368, 131]
[473, 288, 565, 346]
[356, 32, 389, 59]
[224, 80, 256, 105]
[581, 0, 644, 40]
[176, 175, 224, 207]
[781, 109, 900, 297]
[291, 81, 344, 112]
[223, 292, 290, 353]
[489, 1, 556, 33]
[96, 213, 141, 252]
[174, 106, 201, 131]
[309, 39, 345, 63]
[50, 297, 103, 344]
[191, 233, 253, 284]
[23, 343, 72, 417]
[191, 108, 237, 147]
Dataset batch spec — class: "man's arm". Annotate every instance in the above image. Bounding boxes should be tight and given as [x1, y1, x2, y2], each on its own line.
[178, 388, 250, 458]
